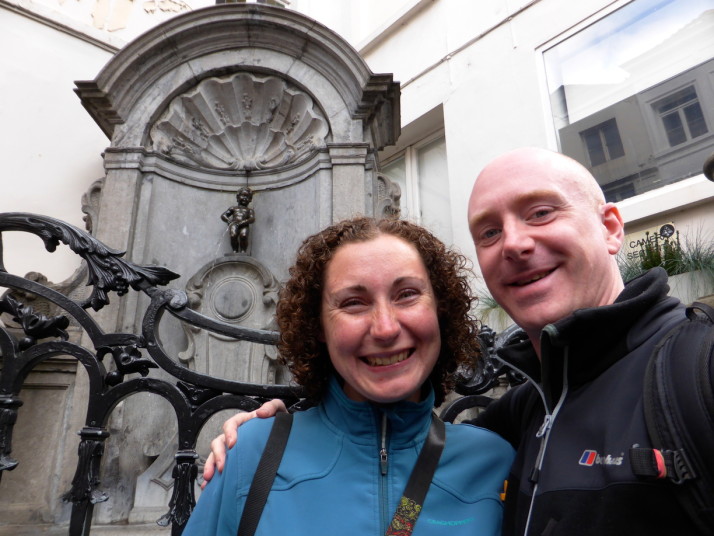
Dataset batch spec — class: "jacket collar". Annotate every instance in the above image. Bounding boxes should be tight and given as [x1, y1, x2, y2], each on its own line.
[497, 268, 680, 395]
[320, 376, 434, 448]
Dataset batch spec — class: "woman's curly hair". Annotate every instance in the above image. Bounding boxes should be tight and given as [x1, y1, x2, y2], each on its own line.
[276, 217, 480, 406]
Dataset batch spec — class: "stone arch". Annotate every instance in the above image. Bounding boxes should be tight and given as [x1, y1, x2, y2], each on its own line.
[76, 4, 399, 152]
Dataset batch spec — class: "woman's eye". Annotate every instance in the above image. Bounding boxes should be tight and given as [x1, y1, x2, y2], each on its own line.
[396, 288, 420, 301]
[340, 298, 365, 309]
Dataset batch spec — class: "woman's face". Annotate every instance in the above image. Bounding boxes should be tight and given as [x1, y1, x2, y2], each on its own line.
[320, 234, 441, 403]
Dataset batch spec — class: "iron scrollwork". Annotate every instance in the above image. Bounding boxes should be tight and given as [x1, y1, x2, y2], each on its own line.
[439, 324, 527, 423]
[97, 344, 158, 386]
[61, 428, 110, 506]
[0, 293, 69, 350]
[0, 213, 179, 311]
[0, 398, 22, 474]
[157, 450, 199, 528]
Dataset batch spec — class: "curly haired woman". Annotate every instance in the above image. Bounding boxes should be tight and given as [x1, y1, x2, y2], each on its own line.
[185, 217, 514, 536]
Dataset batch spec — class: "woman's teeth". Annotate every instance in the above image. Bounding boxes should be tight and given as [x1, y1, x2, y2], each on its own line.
[365, 351, 409, 366]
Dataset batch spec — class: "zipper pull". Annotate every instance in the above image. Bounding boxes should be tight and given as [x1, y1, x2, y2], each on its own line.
[380, 413, 388, 475]
[536, 414, 553, 438]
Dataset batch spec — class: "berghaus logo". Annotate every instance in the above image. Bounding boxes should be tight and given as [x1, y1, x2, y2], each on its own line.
[579, 450, 623, 466]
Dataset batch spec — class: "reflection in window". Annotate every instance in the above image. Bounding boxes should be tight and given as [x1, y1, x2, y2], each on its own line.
[544, 0, 714, 201]
[581, 118, 625, 166]
[381, 135, 452, 244]
[654, 86, 708, 147]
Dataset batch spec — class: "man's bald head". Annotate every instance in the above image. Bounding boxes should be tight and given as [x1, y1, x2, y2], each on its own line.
[467, 147, 625, 351]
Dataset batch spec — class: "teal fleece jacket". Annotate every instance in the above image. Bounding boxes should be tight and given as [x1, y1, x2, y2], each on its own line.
[184, 377, 514, 535]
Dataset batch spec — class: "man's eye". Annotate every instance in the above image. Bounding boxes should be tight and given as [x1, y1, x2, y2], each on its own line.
[530, 208, 553, 220]
[480, 228, 501, 241]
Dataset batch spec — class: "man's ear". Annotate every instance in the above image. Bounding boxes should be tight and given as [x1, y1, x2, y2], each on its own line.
[601, 202, 625, 255]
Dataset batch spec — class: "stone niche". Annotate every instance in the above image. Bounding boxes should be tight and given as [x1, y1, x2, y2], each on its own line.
[4, 4, 401, 532]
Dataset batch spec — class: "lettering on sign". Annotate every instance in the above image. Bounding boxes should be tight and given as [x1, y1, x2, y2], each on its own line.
[623, 223, 675, 261]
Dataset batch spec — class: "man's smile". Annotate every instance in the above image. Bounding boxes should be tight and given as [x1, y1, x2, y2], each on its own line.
[508, 268, 556, 287]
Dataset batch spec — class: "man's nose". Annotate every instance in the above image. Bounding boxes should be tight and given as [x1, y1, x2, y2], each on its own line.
[370, 303, 401, 341]
[501, 221, 535, 260]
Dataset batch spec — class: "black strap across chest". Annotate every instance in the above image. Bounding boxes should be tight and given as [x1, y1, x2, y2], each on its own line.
[237, 411, 293, 536]
[237, 411, 446, 536]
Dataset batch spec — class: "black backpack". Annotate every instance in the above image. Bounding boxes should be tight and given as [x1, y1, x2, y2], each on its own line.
[630, 302, 714, 534]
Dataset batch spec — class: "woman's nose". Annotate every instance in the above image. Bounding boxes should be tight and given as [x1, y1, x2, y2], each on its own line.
[370, 304, 401, 341]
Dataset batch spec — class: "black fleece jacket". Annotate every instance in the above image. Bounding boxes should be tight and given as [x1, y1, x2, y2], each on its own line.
[472, 268, 707, 536]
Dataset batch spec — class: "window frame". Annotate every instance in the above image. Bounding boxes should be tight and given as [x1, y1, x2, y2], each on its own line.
[580, 117, 626, 166]
[638, 71, 714, 158]
[380, 128, 447, 226]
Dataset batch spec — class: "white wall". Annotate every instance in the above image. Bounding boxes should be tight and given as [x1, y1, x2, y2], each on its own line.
[0, 7, 113, 283]
[293, 0, 425, 51]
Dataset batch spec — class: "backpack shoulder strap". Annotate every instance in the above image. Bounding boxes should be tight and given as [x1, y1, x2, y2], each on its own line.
[688, 300, 714, 323]
[630, 302, 714, 534]
[237, 411, 293, 536]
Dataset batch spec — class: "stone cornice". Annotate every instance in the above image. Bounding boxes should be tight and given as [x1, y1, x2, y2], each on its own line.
[75, 4, 400, 150]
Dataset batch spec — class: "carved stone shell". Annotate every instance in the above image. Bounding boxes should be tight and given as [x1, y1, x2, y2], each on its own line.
[150, 72, 329, 171]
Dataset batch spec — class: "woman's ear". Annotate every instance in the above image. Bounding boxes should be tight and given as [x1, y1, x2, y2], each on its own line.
[601, 202, 625, 255]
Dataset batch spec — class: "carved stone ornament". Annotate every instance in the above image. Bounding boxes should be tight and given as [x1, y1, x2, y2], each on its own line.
[376, 173, 402, 219]
[178, 254, 282, 385]
[150, 72, 329, 171]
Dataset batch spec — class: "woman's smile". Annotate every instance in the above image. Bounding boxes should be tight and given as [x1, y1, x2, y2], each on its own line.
[361, 349, 411, 367]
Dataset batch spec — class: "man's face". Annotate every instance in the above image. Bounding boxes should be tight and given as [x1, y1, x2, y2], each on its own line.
[467, 149, 624, 343]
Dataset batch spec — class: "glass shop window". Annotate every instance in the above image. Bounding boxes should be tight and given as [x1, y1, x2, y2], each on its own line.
[544, 0, 714, 202]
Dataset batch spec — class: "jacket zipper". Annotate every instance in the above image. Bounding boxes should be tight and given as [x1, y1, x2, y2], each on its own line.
[379, 412, 389, 533]
[522, 338, 570, 536]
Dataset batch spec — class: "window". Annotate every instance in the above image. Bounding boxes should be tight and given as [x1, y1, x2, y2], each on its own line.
[654, 86, 708, 147]
[543, 0, 714, 201]
[381, 133, 452, 244]
[580, 118, 625, 166]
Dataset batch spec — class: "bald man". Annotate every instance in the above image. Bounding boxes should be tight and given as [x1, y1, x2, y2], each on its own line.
[206, 148, 713, 536]
[465, 148, 711, 535]
[468, 147, 625, 354]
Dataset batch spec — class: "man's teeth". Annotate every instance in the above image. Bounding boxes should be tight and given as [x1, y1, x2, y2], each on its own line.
[515, 272, 549, 286]
[365, 351, 409, 366]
